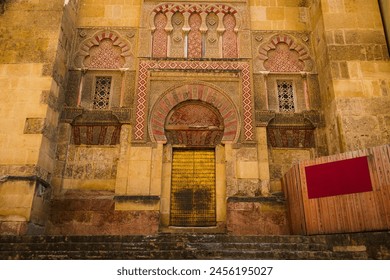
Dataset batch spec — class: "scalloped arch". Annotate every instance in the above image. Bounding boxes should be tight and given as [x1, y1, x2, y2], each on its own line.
[74, 30, 133, 69]
[149, 82, 240, 143]
[258, 34, 313, 72]
[150, 3, 241, 29]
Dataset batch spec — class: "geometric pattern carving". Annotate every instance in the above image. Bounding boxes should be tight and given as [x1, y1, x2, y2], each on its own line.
[165, 102, 224, 146]
[222, 13, 238, 58]
[167, 103, 222, 127]
[259, 34, 309, 72]
[171, 12, 185, 57]
[93, 76, 112, 109]
[85, 39, 124, 69]
[264, 43, 304, 72]
[152, 12, 168, 58]
[76, 31, 132, 69]
[277, 80, 295, 112]
[134, 60, 254, 142]
[152, 3, 238, 16]
[150, 83, 239, 143]
[151, 3, 240, 59]
[188, 13, 202, 58]
[71, 125, 121, 145]
[205, 12, 219, 57]
[267, 126, 314, 148]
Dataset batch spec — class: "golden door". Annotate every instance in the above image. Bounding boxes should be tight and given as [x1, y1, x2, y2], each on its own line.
[170, 149, 216, 227]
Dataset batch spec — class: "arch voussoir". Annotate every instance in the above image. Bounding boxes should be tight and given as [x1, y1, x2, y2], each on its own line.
[149, 83, 240, 143]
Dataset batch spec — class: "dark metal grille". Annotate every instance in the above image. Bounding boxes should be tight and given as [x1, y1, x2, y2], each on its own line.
[93, 76, 112, 109]
[170, 149, 216, 227]
[277, 80, 295, 112]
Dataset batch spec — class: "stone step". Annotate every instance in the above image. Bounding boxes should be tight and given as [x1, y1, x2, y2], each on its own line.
[0, 234, 327, 244]
[0, 241, 329, 252]
[0, 249, 368, 260]
[0, 231, 389, 260]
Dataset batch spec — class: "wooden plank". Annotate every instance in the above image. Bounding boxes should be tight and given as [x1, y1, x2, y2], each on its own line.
[340, 152, 357, 232]
[317, 154, 331, 234]
[291, 163, 302, 234]
[380, 145, 390, 187]
[377, 146, 390, 228]
[284, 144, 390, 235]
[295, 164, 306, 234]
[300, 160, 317, 235]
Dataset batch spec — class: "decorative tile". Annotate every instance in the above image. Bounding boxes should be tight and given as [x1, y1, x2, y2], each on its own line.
[75, 30, 133, 69]
[152, 12, 168, 58]
[222, 14, 238, 58]
[188, 13, 202, 58]
[134, 60, 254, 142]
[259, 34, 310, 73]
[86, 39, 124, 69]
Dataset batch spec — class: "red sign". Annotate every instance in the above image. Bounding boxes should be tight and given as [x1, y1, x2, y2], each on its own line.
[305, 156, 373, 199]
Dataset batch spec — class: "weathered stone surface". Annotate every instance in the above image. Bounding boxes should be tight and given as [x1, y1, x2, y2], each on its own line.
[1, 0, 390, 238]
[46, 193, 159, 235]
[226, 199, 289, 235]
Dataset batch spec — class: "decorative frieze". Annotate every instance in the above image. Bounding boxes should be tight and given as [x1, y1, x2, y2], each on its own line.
[150, 3, 239, 59]
[134, 60, 254, 143]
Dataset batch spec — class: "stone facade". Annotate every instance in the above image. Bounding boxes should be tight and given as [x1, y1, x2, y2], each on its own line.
[0, 0, 389, 236]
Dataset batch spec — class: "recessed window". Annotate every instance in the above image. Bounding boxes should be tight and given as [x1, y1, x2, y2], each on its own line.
[277, 80, 295, 112]
[93, 76, 112, 109]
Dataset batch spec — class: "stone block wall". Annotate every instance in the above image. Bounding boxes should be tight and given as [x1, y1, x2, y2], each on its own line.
[1, 0, 389, 236]
[77, 0, 142, 27]
[311, 0, 390, 154]
[249, 0, 309, 30]
[226, 197, 289, 235]
[0, 0, 80, 234]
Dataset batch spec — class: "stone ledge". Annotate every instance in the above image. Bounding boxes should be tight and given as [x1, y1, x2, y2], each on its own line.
[0, 175, 50, 189]
[227, 195, 285, 203]
[114, 196, 160, 203]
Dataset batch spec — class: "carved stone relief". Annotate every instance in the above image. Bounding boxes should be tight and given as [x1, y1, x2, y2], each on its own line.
[165, 101, 224, 146]
[188, 13, 202, 58]
[170, 12, 185, 57]
[149, 3, 241, 59]
[252, 32, 314, 73]
[152, 12, 168, 58]
[134, 60, 254, 143]
[73, 29, 136, 70]
[149, 82, 240, 144]
[222, 13, 238, 58]
[205, 12, 219, 58]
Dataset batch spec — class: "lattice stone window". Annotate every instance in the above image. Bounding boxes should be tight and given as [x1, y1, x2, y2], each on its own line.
[277, 80, 295, 112]
[93, 76, 112, 109]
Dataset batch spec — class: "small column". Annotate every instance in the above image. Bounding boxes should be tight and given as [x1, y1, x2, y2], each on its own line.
[216, 12, 225, 58]
[215, 144, 227, 225]
[262, 71, 270, 110]
[150, 142, 164, 196]
[165, 12, 174, 57]
[182, 12, 191, 58]
[119, 68, 128, 107]
[301, 72, 310, 110]
[200, 12, 208, 57]
[256, 127, 270, 196]
[77, 68, 87, 107]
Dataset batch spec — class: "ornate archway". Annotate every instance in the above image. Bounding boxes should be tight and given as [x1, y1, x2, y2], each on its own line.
[165, 101, 224, 146]
[149, 82, 240, 144]
[150, 83, 238, 228]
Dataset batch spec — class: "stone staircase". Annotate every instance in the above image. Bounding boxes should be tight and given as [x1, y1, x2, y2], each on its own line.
[0, 232, 389, 260]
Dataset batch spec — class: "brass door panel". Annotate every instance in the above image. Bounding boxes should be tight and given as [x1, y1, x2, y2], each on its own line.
[170, 149, 216, 227]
